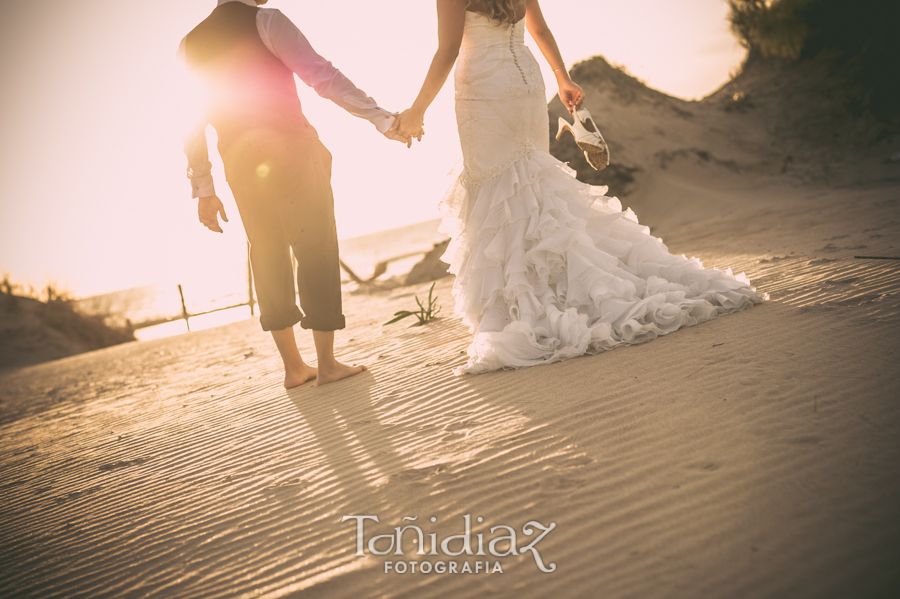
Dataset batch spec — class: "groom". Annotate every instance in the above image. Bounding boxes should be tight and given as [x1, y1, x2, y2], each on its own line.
[179, 0, 417, 387]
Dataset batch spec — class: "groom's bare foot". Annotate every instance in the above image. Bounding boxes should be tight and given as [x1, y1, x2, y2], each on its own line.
[284, 364, 318, 389]
[315, 361, 368, 387]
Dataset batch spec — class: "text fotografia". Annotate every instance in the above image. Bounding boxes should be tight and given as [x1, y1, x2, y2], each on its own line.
[341, 514, 557, 574]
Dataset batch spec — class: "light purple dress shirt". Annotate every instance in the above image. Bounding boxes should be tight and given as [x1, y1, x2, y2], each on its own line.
[178, 0, 396, 198]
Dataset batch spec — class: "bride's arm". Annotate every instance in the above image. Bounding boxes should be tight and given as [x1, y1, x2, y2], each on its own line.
[524, 0, 584, 113]
[393, 0, 467, 138]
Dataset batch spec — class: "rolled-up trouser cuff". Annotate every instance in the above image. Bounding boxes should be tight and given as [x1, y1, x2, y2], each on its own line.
[300, 312, 346, 332]
[259, 305, 303, 332]
[224, 135, 345, 335]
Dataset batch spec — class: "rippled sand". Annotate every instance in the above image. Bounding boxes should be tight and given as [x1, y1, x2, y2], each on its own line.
[2, 168, 899, 598]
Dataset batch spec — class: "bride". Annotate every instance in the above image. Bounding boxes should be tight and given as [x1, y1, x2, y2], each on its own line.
[392, 0, 766, 375]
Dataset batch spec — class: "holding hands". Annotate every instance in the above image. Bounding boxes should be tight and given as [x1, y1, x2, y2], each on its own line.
[391, 108, 426, 146]
[385, 112, 425, 148]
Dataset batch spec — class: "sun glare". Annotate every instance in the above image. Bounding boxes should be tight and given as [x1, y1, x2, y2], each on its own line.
[0, 0, 745, 303]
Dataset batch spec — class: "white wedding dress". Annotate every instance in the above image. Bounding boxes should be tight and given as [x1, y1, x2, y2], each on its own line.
[439, 11, 767, 375]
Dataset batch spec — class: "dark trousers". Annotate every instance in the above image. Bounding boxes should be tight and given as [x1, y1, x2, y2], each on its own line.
[222, 130, 345, 332]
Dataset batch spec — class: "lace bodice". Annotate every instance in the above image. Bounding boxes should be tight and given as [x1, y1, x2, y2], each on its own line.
[452, 11, 547, 185]
[455, 12, 544, 101]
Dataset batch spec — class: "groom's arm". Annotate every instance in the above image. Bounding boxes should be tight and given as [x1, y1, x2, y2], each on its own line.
[183, 124, 216, 199]
[177, 37, 227, 234]
[256, 9, 396, 135]
[183, 118, 229, 233]
[177, 37, 216, 199]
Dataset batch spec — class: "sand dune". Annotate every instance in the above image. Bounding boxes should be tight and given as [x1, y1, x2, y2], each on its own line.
[2, 55, 900, 598]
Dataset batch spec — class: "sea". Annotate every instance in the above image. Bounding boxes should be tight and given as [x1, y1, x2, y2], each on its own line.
[74, 219, 446, 341]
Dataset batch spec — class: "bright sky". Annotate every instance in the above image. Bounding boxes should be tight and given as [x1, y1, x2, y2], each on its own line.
[0, 0, 744, 298]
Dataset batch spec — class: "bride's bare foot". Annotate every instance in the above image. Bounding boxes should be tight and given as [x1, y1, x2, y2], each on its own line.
[284, 364, 318, 389]
[315, 361, 368, 387]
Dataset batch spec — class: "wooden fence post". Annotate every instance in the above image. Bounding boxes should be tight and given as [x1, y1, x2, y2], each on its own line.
[178, 284, 191, 332]
[247, 240, 256, 316]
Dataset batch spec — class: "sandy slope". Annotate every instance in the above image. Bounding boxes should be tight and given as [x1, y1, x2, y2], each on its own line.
[2, 58, 900, 598]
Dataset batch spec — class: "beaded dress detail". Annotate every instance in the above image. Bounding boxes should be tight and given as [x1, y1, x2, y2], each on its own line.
[439, 12, 767, 375]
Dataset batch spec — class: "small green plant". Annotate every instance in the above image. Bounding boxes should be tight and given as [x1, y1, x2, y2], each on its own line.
[383, 282, 442, 327]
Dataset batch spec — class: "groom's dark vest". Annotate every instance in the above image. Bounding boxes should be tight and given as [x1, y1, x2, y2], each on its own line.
[183, 2, 314, 153]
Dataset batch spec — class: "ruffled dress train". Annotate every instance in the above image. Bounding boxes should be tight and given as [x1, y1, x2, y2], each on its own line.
[442, 12, 767, 375]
